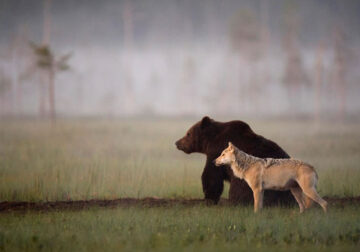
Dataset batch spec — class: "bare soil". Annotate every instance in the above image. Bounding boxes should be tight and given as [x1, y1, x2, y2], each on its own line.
[1, 196, 359, 213]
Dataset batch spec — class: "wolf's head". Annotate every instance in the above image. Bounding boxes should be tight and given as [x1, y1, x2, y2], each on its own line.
[214, 142, 236, 166]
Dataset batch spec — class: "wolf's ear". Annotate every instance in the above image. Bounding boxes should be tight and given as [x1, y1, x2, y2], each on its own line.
[200, 116, 212, 129]
[228, 142, 235, 152]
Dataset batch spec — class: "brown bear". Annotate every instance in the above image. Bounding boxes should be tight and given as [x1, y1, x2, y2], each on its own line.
[175, 116, 294, 205]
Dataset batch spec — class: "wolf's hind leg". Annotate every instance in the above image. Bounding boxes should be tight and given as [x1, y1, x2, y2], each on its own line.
[303, 193, 313, 209]
[290, 187, 305, 213]
[301, 187, 328, 213]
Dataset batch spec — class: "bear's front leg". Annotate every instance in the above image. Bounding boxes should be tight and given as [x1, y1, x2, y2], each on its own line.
[228, 176, 254, 205]
[201, 160, 224, 205]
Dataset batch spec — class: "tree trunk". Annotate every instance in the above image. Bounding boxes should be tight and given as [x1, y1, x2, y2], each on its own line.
[48, 67, 56, 125]
[121, 0, 135, 115]
[43, 0, 52, 45]
[37, 71, 46, 117]
[122, 0, 133, 50]
[335, 64, 346, 120]
[39, 82, 46, 117]
[11, 52, 18, 116]
[334, 27, 347, 121]
[314, 42, 324, 121]
[43, 0, 53, 122]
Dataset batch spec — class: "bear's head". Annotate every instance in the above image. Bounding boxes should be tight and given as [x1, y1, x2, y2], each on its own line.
[175, 116, 216, 154]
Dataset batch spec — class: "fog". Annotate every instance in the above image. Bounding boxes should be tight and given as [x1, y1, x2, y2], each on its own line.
[1, 0, 360, 118]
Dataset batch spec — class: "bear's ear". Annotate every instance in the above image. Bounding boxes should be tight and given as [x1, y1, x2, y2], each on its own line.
[200, 116, 212, 129]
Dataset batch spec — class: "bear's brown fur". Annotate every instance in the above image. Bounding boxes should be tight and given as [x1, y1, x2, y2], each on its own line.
[175, 116, 294, 205]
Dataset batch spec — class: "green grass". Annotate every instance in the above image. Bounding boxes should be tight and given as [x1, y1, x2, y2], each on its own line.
[1, 118, 360, 251]
[0, 119, 204, 201]
[0, 118, 359, 201]
[1, 205, 360, 251]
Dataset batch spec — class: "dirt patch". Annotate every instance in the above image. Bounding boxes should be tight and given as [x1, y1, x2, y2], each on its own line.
[1, 196, 359, 213]
[323, 196, 360, 208]
[0, 198, 206, 213]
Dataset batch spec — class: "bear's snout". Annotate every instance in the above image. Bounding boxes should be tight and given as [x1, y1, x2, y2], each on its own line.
[175, 138, 192, 153]
[175, 139, 185, 151]
[175, 139, 181, 148]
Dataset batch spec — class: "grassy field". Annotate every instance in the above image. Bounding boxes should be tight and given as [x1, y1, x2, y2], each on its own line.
[1, 205, 360, 251]
[0, 118, 360, 251]
[0, 118, 360, 201]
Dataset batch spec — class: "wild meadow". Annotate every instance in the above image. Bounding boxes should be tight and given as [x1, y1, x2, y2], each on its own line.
[0, 118, 360, 251]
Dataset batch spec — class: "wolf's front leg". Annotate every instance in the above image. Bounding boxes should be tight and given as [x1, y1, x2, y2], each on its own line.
[252, 188, 263, 213]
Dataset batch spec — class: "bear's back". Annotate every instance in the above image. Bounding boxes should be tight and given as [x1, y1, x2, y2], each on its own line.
[209, 120, 290, 159]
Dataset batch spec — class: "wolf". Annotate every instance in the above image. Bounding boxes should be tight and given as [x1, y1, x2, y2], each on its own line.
[214, 142, 328, 213]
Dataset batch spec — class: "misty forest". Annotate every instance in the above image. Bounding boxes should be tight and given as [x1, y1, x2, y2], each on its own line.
[1, 0, 359, 120]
